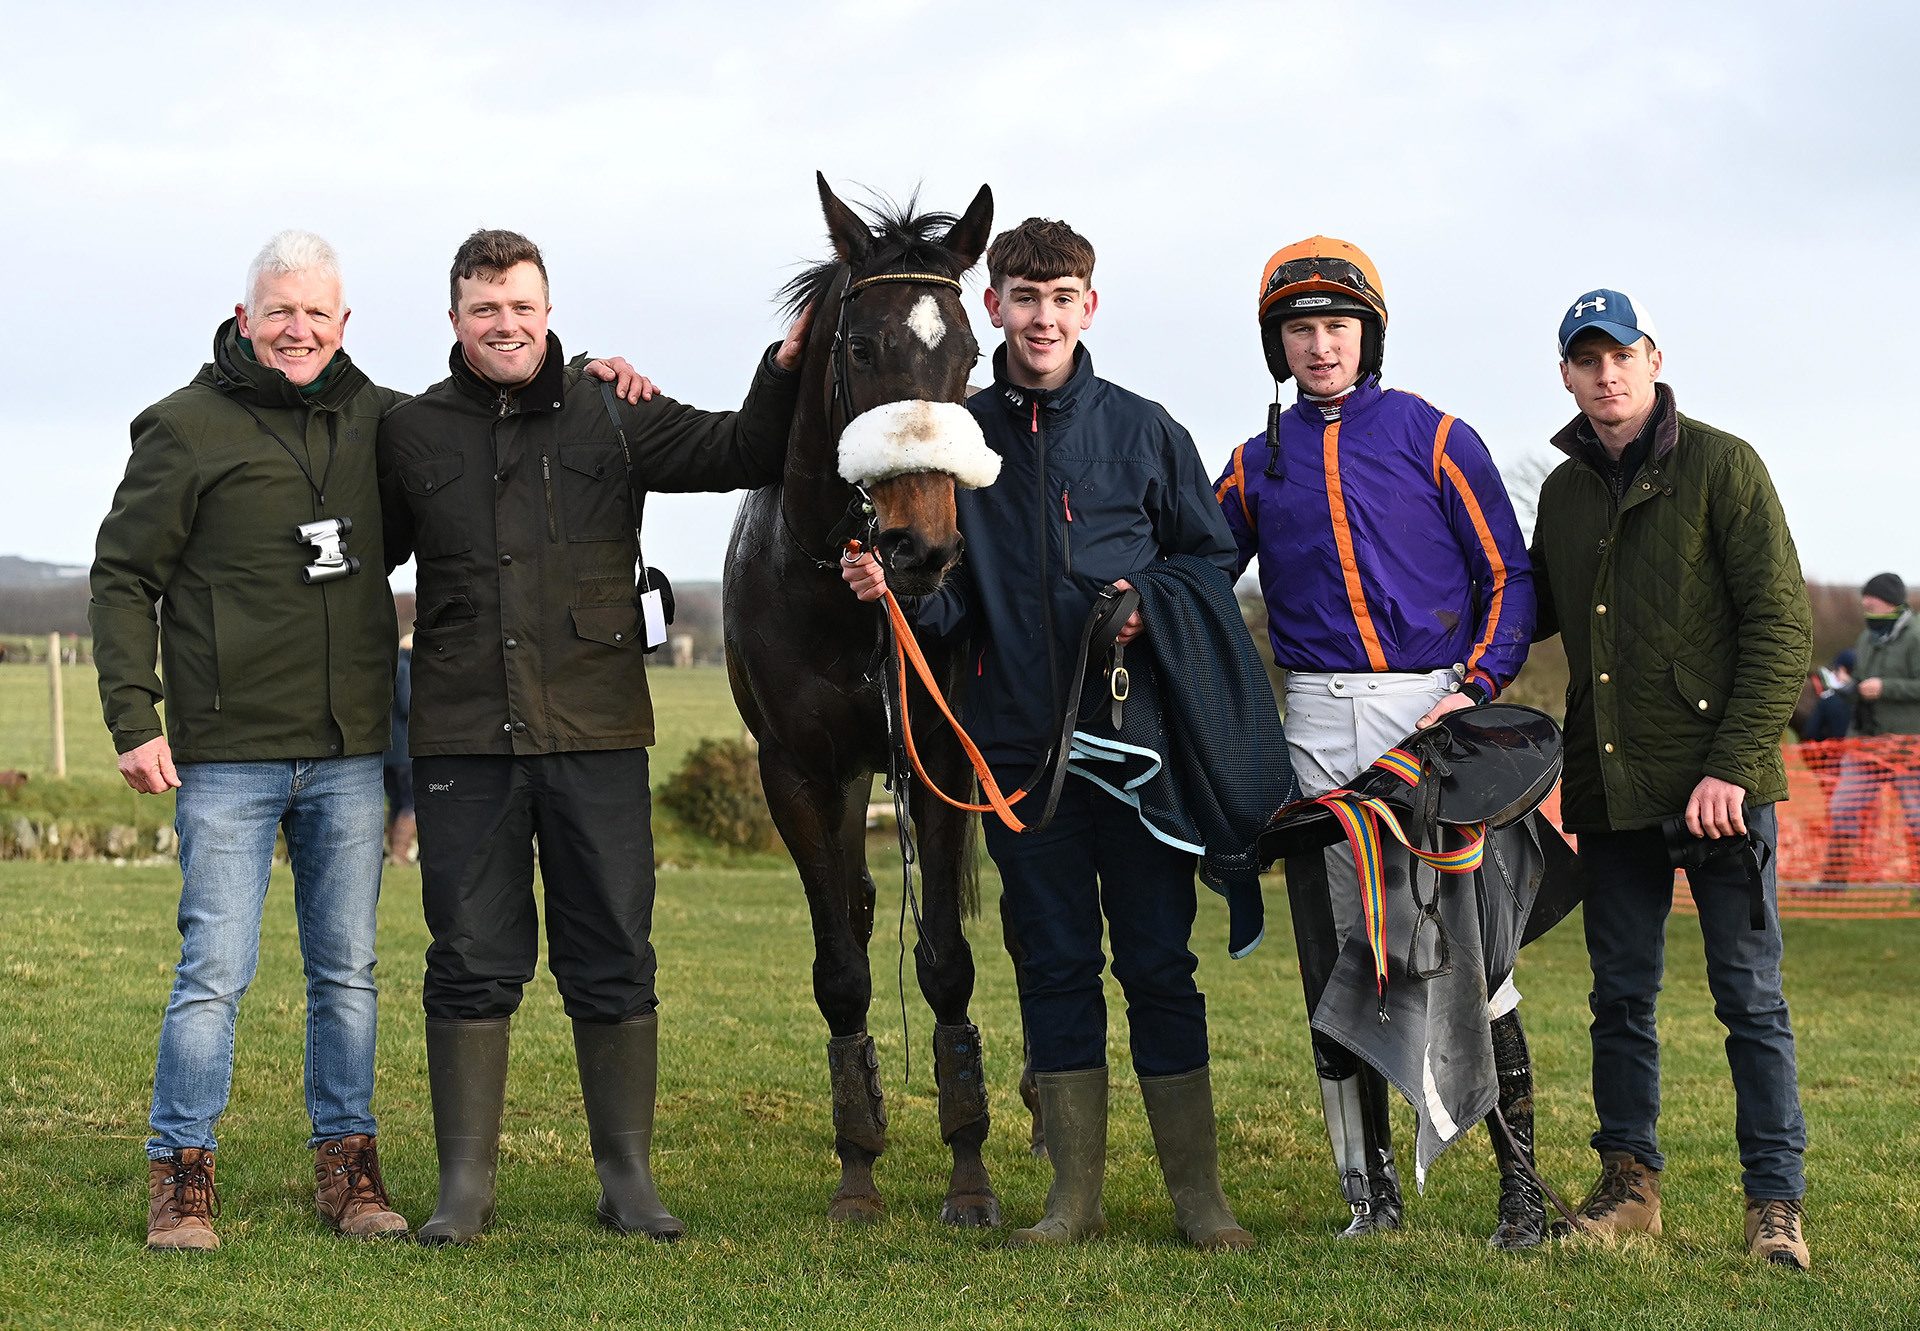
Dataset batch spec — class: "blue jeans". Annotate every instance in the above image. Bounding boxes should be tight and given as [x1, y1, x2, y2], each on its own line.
[984, 772, 1207, 1078]
[1578, 804, 1807, 1199]
[148, 755, 386, 1158]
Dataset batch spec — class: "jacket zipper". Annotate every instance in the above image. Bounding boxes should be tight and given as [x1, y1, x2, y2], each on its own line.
[1062, 484, 1074, 575]
[541, 453, 558, 542]
[1031, 399, 1060, 739]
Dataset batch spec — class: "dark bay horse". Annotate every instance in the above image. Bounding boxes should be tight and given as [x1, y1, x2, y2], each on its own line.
[724, 175, 1000, 1224]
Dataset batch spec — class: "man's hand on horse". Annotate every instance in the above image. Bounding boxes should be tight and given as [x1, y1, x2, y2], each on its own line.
[583, 356, 657, 404]
[118, 735, 180, 795]
[1685, 775, 1749, 840]
[1111, 578, 1146, 645]
[775, 304, 815, 372]
[1416, 690, 1477, 730]
[842, 548, 888, 602]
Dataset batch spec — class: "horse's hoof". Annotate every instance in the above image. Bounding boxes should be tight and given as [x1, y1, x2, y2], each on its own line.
[827, 1193, 886, 1224]
[1029, 1140, 1049, 1161]
[941, 1193, 1002, 1228]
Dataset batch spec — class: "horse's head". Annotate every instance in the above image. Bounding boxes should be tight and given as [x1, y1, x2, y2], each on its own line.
[791, 174, 996, 599]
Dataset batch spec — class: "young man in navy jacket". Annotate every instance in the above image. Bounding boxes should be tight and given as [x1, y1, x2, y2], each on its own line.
[844, 219, 1250, 1250]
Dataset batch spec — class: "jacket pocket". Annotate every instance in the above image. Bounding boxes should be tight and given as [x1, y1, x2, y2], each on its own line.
[1671, 660, 1727, 722]
[399, 454, 473, 558]
[571, 601, 641, 648]
[557, 442, 631, 543]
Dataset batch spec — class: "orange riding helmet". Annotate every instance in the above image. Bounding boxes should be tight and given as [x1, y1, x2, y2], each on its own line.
[1257, 236, 1388, 383]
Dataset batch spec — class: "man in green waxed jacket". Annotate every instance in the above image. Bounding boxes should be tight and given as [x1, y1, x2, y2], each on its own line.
[90, 231, 410, 1251]
[1529, 289, 1813, 1271]
[380, 228, 809, 1247]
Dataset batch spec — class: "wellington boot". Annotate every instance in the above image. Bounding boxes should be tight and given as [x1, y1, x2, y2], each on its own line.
[146, 1149, 219, 1252]
[1139, 1067, 1254, 1251]
[1745, 1196, 1810, 1271]
[1571, 1151, 1662, 1238]
[575, 1014, 684, 1240]
[418, 1018, 510, 1247]
[1008, 1068, 1108, 1247]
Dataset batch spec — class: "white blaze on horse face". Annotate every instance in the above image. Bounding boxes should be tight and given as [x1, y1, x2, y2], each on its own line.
[907, 293, 946, 350]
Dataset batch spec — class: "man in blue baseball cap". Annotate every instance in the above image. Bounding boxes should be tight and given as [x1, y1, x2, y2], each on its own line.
[1528, 287, 1814, 1269]
[1556, 289, 1660, 358]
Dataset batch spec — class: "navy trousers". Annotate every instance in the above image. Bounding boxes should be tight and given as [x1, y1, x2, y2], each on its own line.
[985, 771, 1207, 1077]
[1578, 803, 1806, 1199]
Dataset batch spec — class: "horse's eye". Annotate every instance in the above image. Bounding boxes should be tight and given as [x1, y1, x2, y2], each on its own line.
[847, 336, 875, 367]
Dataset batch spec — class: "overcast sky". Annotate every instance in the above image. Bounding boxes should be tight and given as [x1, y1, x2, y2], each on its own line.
[6, 0, 1915, 588]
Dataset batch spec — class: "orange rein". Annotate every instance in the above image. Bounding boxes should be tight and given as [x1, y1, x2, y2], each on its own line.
[870, 579, 1029, 833]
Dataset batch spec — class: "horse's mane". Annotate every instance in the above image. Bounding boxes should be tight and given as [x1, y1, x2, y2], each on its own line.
[778, 192, 965, 318]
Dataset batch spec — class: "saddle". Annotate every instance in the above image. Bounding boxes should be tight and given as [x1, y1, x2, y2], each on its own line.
[1257, 703, 1563, 868]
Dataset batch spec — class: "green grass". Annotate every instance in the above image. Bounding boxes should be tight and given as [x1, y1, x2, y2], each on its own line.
[3, 664, 1915, 1328]
[2, 854, 1915, 1328]
[0, 662, 765, 862]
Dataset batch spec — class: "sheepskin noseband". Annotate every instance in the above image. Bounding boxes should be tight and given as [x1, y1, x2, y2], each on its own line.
[836, 400, 1001, 490]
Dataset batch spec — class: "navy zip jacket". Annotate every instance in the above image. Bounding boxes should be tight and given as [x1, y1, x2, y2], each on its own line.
[911, 346, 1238, 768]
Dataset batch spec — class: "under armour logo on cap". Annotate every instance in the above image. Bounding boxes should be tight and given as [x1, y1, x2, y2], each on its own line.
[1558, 288, 1658, 357]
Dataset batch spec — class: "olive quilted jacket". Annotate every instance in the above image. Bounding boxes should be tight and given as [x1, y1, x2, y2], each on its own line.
[1530, 384, 1812, 833]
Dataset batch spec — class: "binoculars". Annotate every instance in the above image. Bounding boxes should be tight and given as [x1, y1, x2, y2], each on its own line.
[296, 517, 360, 585]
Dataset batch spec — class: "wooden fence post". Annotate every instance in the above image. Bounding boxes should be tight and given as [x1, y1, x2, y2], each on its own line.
[48, 632, 66, 779]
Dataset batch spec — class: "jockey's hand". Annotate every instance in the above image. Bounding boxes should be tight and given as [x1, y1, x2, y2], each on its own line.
[1685, 775, 1749, 840]
[1112, 578, 1146, 645]
[776, 304, 815, 372]
[118, 735, 180, 794]
[842, 549, 887, 602]
[584, 356, 657, 404]
[1858, 676, 1885, 701]
[1416, 690, 1476, 730]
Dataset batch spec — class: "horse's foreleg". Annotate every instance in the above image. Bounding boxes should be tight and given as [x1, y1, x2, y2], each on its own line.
[910, 767, 1000, 1227]
[760, 747, 886, 1222]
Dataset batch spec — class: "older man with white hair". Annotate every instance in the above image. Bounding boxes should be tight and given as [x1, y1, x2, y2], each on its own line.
[91, 230, 414, 1251]
[90, 231, 646, 1252]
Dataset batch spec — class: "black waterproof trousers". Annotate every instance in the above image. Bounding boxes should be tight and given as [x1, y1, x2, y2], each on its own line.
[414, 749, 658, 1023]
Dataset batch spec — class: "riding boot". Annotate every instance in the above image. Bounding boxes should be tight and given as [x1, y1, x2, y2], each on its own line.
[418, 1018, 510, 1246]
[1007, 1068, 1108, 1247]
[1359, 1067, 1404, 1232]
[1139, 1067, 1255, 1251]
[1321, 1069, 1402, 1237]
[1486, 1010, 1547, 1250]
[574, 1013, 684, 1240]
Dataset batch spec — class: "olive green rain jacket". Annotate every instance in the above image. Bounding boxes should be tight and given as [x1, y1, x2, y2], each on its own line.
[1530, 384, 1813, 833]
[89, 320, 402, 762]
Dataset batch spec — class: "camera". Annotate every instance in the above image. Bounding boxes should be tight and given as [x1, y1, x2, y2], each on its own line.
[296, 517, 360, 585]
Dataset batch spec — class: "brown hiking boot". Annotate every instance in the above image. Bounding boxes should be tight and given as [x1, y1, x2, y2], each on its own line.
[315, 1134, 409, 1238]
[147, 1149, 219, 1251]
[1571, 1150, 1661, 1237]
[1746, 1196, 1810, 1271]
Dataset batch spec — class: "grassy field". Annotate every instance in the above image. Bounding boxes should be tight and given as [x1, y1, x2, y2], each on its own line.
[0, 662, 763, 859]
[2, 668, 1916, 1329]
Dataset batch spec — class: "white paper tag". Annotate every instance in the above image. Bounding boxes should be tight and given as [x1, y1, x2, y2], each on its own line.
[640, 587, 667, 648]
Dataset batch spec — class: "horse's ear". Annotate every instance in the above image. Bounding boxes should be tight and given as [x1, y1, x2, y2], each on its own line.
[817, 171, 871, 264]
[943, 184, 995, 273]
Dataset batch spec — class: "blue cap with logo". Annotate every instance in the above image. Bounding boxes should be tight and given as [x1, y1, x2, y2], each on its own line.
[1558, 289, 1659, 357]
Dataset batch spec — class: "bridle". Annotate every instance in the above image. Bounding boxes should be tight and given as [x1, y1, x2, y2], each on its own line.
[828, 268, 964, 439]
[780, 268, 966, 572]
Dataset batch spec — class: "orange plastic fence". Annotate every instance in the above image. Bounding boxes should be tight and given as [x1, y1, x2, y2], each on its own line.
[1536, 735, 1920, 921]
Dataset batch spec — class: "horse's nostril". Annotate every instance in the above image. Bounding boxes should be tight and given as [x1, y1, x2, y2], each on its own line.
[878, 530, 927, 570]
